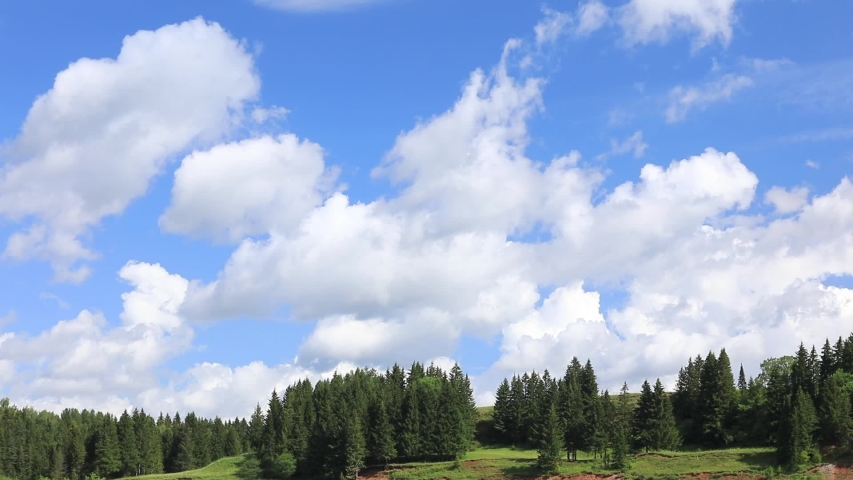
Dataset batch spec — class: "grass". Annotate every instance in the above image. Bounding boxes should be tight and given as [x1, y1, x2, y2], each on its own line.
[118, 456, 244, 480]
[116, 446, 838, 479]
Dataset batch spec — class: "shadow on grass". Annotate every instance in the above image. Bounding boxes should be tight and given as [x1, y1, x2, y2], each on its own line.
[738, 452, 778, 471]
[501, 459, 597, 478]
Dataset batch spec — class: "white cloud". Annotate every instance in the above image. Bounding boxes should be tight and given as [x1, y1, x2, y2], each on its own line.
[779, 127, 853, 144]
[251, 106, 290, 123]
[160, 134, 339, 243]
[596, 130, 648, 160]
[665, 74, 753, 123]
[806, 159, 820, 169]
[0, 17, 260, 282]
[576, 1, 611, 37]
[535, 8, 574, 46]
[764, 186, 809, 214]
[253, 0, 389, 13]
[618, 0, 739, 50]
[534, 1, 609, 46]
[1, 262, 193, 408]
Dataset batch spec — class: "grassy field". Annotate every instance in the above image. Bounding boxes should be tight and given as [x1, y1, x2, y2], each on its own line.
[121, 456, 244, 480]
[117, 446, 851, 480]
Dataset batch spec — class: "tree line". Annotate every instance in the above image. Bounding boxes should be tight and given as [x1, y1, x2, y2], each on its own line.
[490, 357, 678, 472]
[490, 334, 853, 472]
[0, 400, 248, 480]
[246, 362, 477, 480]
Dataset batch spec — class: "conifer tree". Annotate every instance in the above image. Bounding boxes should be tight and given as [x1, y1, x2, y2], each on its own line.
[821, 339, 838, 386]
[819, 372, 851, 446]
[633, 380, 655, 451]
[611, 383, 632, 471]
[537, 403, 563, 474]
[369, 399, 396, 467]
[95, 415, 121, 478]
[343, 416, 366, 479]
[651, 379, 681, 450]
[779, 387, 819, 470]
[492, 379, 512, 444]
[117, 411, 140, 477]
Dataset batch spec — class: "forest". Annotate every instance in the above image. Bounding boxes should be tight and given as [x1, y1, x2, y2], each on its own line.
[1, 336, 852, 480]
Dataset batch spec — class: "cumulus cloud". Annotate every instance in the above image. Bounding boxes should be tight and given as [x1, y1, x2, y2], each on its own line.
[764, 186, 810, 214]
[0, 262, 192, 407]
[665, 74, 753, 123]
[618, 0, 739, 49]
[253, 0, 389, 13]
[0, 17, 260, 282]
[160, 134, 339, 242]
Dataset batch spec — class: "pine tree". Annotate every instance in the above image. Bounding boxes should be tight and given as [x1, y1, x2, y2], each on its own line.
[536, 403, 563, 474]
[343, 416, 366, 479]
[651, 379, 681, 450]
[369, 399, 396, 466]
[248, 403, 265, 454]
[117, 411, 139, 477]
[821, 339, 838, 386]
[95, 415, 121, 478]
[611, 384, 632, 471]
[633, 380, 655, 451]
[819, 372, 851, 446]
[738, 365, 748, 392]
[780, 388, 819, 470]
[492, 379, 512, 444]
[559, 359, 585, 461]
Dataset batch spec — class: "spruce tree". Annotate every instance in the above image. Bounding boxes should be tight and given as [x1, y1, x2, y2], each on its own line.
[492, 379, 512, 444]
[611, 384, 632, 471]
[95, 415, 121, 478]
[537, 403, 563, 474]
[651, 379, 681, 450]
[369, 399, 396, 467]
[633, 380, 655, 451]
[117, 411, 139, 477]
[819, 372, 851, 446]
[781, 387, 818, 470]
[343, 416, 366, 479]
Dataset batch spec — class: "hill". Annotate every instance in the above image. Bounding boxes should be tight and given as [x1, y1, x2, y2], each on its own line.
[121, 447, 853, 480]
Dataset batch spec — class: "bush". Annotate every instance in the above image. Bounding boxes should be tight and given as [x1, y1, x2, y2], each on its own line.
[266, 452, 297, 480]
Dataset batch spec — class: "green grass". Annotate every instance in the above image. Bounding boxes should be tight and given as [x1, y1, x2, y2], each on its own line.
[118, 456, 244, 480]
[382, 446, 823, 479]
[115, 446, 834, 479]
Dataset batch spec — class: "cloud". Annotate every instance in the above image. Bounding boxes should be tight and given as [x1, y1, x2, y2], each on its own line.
[778, 127, 853, 144]
[39, 292, 69, 309]
[665, 74, 753, 123]
[253, 0, 389, 13]
[596, 130, 648, 160]
[806, 159, 819, 169]
[577, 1, 611, 37]
[764, 186, 809, 214]
[534, 1, 609, 46]
[0, 17, 260, 283]
[1, 262, 193, 405]
[618, 0, 739, 50]
[160, 134, 339, 243]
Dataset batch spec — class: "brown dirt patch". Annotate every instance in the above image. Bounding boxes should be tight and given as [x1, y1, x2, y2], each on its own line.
[807, 463, 853, 479]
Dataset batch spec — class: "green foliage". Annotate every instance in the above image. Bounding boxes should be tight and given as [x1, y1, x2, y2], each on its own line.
[536, 403, 562, 474]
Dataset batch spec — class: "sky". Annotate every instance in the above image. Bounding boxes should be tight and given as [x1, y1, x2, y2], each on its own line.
[0, 0, 852, 419]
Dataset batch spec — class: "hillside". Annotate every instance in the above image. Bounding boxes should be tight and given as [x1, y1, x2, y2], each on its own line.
[120, 447, 853, 480]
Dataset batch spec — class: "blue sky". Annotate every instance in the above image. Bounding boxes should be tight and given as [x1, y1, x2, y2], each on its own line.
[0, 0, 851, 418]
